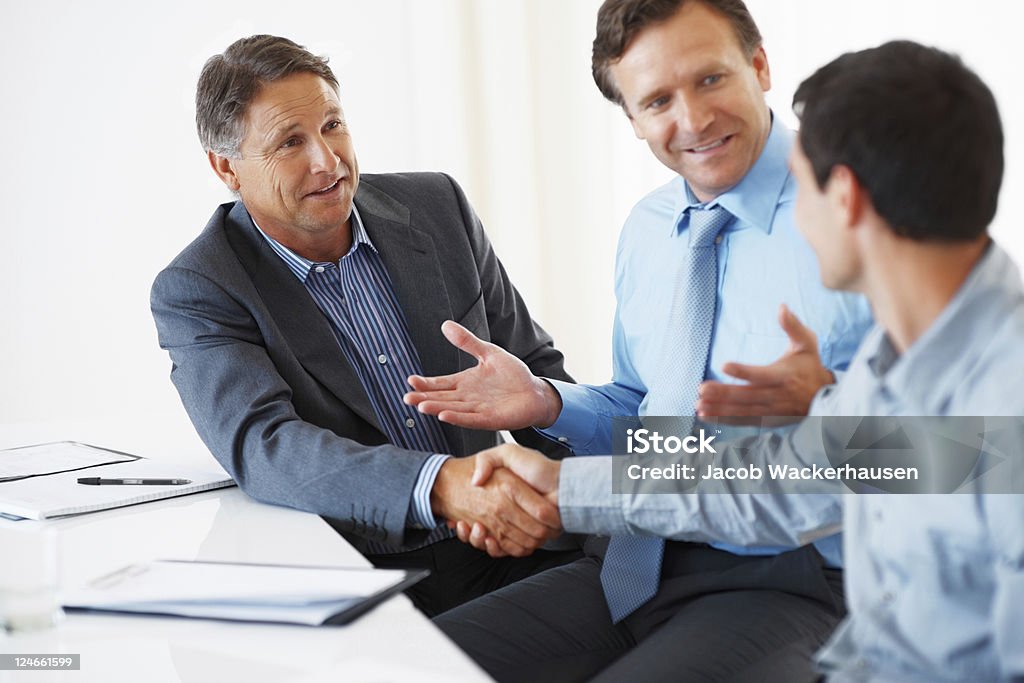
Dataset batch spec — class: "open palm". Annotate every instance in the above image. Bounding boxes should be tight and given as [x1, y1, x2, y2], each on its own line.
[404, 321, 561, 430]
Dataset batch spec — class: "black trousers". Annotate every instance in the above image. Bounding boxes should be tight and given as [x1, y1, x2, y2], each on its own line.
[435, 538, 845, 683]
[367, 537, 584, 618]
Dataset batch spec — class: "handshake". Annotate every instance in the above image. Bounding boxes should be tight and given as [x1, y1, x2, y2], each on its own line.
[404, 319, 571, 557]
[429, 445, 564, 558]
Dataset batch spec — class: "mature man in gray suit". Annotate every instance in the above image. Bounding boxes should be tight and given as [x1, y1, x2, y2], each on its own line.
[150, 35, 578, 616]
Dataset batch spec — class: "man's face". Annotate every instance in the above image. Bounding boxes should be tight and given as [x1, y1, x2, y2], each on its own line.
[790, 140, 860, 291]
[220, 72, 359, 245]
[610, 2, 772, 202]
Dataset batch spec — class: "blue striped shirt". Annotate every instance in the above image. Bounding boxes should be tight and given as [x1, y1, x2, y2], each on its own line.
[253, 207, 453, 552]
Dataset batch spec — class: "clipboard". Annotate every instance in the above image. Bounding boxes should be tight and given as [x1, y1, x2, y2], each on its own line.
[0, 441, 140, 483]
[0, 442, 235, 520]
[62, 560, 429, 627]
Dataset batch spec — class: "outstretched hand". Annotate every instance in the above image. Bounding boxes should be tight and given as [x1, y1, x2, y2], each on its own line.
[695, 305, 834, 424]
[449, 444, 562, 557]
[404, 321, 562, 430]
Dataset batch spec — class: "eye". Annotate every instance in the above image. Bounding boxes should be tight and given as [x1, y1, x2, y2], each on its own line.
[280, 136, 300, 149]
[325, 119, 345, 132]
[647, 95, 670, 110]
[701, 74, 723, 87]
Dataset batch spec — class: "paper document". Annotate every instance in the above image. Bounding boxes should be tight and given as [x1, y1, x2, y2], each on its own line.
[63, 560, 427, 626]
[0, 443, 234, 520]
[0, 441, 138, 482]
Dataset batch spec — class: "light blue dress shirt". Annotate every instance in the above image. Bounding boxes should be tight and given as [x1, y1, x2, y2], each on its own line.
[558, 243, 1024, 681]
[543, 119, 873, 563]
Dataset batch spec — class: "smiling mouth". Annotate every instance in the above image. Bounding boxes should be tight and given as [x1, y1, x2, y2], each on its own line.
[687, 135, 733, 153]
[307, 178, 342, 197]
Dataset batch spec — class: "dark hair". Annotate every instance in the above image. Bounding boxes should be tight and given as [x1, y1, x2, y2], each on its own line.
[592, 0, 763, 106]
[793, 40, 1003, 242]
[196, 35, 339, 158]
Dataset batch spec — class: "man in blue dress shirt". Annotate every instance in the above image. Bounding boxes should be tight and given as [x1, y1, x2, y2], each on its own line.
[440, 41, 1023, 682]
[408, 0, 872, 680]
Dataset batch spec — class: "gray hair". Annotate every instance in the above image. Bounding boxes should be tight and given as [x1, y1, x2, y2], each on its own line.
[195, 35, 339, 158]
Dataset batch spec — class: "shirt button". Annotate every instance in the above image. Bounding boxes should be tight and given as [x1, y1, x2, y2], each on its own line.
[405, 418, 416, 429]
[874, 509, 884, 522]
[377, 354, 388, 365]
[882, 592, 895, 603]
[315, 266, 325, 273]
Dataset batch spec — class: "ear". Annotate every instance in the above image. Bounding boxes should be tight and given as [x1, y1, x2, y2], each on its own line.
[752, 46, 771, 93]
[826, 165, 865, 228]
[208, 151, 241, 192]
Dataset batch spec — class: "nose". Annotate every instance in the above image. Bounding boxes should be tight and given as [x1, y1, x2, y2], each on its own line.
[307, 135, 340, 175]
[673, 92, 714, 137]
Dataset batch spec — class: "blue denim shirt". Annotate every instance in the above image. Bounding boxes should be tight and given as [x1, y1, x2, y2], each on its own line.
[559, 244, 1024, 681]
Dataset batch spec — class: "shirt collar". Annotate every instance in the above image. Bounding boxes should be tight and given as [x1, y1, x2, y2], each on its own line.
[671, 113, 794, 236]
[863, 241, 1015, 410]
[250, 205, 376, 283]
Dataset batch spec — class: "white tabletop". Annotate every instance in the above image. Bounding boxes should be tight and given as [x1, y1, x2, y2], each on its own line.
[0, 422, 491, 683]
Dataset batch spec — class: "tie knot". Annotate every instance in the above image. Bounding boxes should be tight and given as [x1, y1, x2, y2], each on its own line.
[687, 205, 731, 248]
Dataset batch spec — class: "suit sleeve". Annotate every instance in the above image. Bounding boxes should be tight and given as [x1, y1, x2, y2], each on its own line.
[442, 174, 574, 460]
[151, 265, 433, 548]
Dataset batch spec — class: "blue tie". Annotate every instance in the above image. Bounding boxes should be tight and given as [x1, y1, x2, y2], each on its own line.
[600, 204, 732, 623]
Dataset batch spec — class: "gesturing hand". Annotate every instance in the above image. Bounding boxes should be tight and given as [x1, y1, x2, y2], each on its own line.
[695, 305, 834, 424]
[404, 321, 563, 430]
[430, 454, 561, 558]
[450, 445, 563, 556]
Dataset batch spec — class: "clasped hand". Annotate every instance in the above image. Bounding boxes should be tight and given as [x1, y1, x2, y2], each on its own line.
[432, 449, 562, 558]
[433, 446, 562, 558]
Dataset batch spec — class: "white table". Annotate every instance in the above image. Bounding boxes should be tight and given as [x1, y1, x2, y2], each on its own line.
[0, 422, 491, 683]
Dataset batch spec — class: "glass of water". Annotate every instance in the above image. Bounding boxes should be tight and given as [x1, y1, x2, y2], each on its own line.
[0, 525, 64, 632]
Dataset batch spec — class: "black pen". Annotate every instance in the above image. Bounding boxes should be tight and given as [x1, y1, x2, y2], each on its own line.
[77, 477, 192, 486]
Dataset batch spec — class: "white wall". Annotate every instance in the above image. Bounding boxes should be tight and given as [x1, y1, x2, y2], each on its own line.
[1, 1, 1019, 432]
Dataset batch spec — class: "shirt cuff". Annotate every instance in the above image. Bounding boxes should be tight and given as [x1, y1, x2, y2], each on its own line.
[537, 379, 601, 452]
[408, 453, 451, 529]
[557, 456, 626, 534]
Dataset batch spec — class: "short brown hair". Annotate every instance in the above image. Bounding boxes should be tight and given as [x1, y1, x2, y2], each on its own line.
[592, 0, 763, 106]
[196, 35, 339, 158]
[794, 41, 1002, 242]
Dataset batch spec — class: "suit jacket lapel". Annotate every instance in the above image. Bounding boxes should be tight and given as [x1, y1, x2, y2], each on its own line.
[224, 202, 382, 431]
[356, 200, 456, 378]
[355, 182, 468, 454]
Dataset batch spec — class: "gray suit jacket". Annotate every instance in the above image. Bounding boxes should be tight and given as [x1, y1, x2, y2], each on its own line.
[151, 172, 571, 553]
